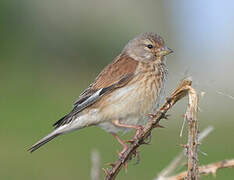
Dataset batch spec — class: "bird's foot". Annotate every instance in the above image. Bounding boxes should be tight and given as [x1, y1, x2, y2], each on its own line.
[117, 144, 128, 160]
[133, 125, 144, 140]
[117, 147, 129, 172]
[111, 132, 129, 160]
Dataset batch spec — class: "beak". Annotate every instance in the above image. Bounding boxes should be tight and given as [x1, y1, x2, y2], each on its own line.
[159, 46, 173, 56]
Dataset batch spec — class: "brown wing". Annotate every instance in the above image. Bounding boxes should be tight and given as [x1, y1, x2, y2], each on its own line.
[91, 54, 139, 89]
[73, 54, 139, 106]
[53, 54, 139, 128]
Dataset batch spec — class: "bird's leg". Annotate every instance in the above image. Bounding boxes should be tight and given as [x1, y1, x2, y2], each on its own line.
[111, 132, 128, 158]
[112, 120, 144, 140]
[111, 133, 129, 171]
[112, 120, 144, 165]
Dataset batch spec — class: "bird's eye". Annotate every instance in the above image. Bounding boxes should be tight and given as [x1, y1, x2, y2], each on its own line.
[147, 44, 153, 49]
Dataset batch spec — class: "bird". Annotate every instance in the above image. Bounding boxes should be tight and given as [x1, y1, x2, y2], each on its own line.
[28, 32, 173, 155]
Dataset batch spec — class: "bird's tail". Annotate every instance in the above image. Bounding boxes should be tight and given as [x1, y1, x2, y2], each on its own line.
[28, 131, 61, 153]
[28, 114, 90, 153]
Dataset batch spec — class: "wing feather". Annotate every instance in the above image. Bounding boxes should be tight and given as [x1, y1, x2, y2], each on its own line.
[53, 54, 138, 128]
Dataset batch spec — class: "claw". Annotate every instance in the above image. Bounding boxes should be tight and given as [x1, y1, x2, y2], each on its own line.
[111, 132, 128, 159]
[133, 125, 144, 140]
[117, 147, 128, 160]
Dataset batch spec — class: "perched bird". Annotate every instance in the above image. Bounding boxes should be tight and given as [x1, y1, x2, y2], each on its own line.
[29, 32, 173, 155]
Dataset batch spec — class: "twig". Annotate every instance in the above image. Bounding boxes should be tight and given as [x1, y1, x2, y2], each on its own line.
[91, 149, 101, 180]
[186, 85, 199, 179]
[104, 78, 194, 180]
[167, 159, 234, 180]
[155, 126, 214, 180]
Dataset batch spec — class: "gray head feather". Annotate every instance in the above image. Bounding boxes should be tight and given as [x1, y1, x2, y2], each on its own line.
[123, 32, 165, 61]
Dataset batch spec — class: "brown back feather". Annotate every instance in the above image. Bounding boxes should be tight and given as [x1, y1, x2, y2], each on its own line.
[92, 54, 139, 89]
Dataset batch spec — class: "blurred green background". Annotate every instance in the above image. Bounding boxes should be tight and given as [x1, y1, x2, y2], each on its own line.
[1, 0, 234, 179]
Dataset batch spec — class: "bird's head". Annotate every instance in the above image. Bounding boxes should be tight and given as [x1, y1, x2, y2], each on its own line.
[123, 32, 173, 61]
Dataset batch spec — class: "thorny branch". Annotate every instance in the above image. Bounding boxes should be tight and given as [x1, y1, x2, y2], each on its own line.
[167, 159, 234, 180]
[155, 126, 214, 180]
[104, 78, 195, 180]
[186, 83, 199, 179]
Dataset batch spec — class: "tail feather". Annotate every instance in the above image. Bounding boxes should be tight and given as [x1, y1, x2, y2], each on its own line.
[29, 114, 87, 153]
[28, 133, 60, 153]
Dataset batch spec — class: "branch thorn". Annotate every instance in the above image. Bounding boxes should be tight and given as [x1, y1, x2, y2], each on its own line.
[102, 168, 110, 176]
[155, 124, 165, 128]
